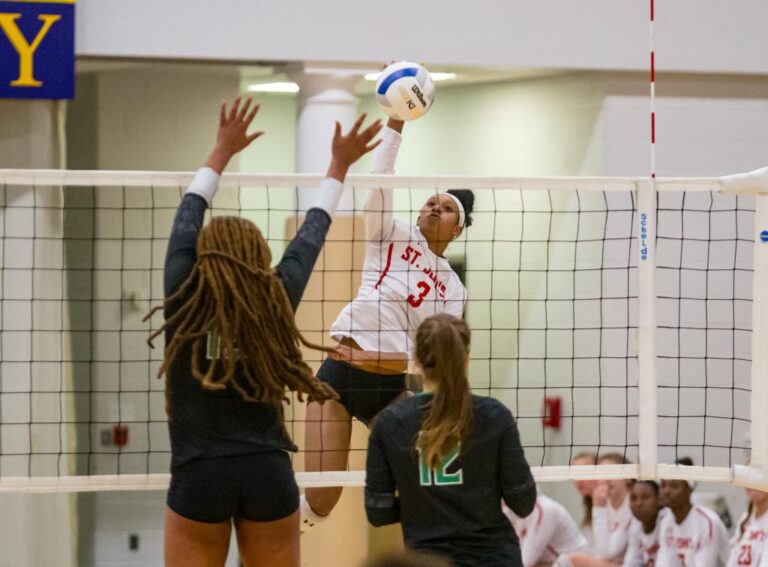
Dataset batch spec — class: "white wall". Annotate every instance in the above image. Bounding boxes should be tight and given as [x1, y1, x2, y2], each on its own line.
[75, 0, 768, 74]
[0, 100, 76, 567]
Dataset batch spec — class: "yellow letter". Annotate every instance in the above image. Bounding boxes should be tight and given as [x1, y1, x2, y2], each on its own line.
[0, 13, 61, 87]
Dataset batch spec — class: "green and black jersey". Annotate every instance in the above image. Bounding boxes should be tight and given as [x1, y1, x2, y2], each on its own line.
[365, 394, 536, 567]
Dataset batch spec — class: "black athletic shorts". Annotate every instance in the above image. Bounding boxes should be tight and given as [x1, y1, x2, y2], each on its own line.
[316, 357, 406, 427]
[167, 450, 298, 523]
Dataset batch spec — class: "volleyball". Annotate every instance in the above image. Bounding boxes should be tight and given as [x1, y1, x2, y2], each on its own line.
[375, 61, 435, 121]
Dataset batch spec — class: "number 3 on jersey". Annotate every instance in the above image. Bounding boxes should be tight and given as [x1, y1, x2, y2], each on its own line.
[408, 281, 431, 308]
[418, 444, 463, 486]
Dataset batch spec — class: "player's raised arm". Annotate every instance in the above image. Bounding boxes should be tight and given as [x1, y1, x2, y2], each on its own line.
[163, 97, 263, 299]
[363, 117, 403, 242]
[277, 114, 382, 310]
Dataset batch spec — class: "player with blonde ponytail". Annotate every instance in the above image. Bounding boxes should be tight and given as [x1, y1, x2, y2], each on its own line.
[365, 313, 537, 567]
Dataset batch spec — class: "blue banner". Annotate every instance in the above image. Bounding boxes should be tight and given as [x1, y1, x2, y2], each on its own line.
[0, 0, 75, 99]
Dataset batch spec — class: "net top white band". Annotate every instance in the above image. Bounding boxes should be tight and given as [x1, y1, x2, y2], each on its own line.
[3, 464, 767, 493]
[2, 168, 767, 193]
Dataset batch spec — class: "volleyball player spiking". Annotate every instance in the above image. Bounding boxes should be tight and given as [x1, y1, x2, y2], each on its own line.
[302, 117, 475, 526]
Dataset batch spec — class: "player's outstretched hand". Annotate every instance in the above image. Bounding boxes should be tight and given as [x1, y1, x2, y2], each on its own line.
[206, 96, 264, 174]
[327, 113, 383, 182]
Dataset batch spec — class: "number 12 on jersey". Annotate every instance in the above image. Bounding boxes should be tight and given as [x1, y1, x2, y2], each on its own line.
[418, 443, 463, 486]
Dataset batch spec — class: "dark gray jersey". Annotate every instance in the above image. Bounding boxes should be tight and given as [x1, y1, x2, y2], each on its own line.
[365, 394, 536, 567]
[163, 193, 332, 468]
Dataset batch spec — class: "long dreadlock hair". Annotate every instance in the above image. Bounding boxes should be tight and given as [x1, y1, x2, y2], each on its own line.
[146, 215, 338, 407]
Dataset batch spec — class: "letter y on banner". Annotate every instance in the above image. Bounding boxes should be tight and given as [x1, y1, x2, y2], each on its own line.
[0, 0, 75, 99]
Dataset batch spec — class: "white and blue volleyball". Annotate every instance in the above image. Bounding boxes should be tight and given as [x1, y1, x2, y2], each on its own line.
[375, 61, 435, 121]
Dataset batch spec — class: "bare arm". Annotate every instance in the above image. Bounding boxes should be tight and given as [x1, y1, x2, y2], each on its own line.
[327, 344, 408, 374]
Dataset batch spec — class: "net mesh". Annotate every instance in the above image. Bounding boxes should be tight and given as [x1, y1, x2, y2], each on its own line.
[655, 191, 753, 467]
[0, 171, 759, 488]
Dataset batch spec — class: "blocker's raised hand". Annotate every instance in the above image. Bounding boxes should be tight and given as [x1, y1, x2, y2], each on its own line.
[327, 113, 383, 182]
[216, 96, 264, 154]
[206, 96, 264, 174]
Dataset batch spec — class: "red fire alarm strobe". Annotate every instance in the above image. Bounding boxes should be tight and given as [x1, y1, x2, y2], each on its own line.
[113, 424, 129, 447]
[542, 397, 561, 429]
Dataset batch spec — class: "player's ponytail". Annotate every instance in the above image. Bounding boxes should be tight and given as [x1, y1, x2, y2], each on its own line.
[414, 314, 473, 471]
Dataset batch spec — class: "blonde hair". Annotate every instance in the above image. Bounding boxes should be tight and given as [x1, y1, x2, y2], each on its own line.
[414, 314, 473, 470]
[572, 451, 597, 527]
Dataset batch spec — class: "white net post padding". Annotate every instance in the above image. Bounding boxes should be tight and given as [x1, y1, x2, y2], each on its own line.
[636, 179, 658, 480]
[747, 194, 768, 474]
[0, 168, 768, 491]
[723, 167, 768, 490]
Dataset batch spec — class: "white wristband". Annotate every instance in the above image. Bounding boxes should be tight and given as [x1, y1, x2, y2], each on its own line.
[185, 167, 220, 206]
[305, 177, 344, 217]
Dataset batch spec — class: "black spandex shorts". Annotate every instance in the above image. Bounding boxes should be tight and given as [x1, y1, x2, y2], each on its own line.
[167, 450, 298, 523]
[316, 357, 406, 427]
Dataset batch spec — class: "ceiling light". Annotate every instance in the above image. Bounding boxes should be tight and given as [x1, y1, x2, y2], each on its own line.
[247, 82, 299, 93]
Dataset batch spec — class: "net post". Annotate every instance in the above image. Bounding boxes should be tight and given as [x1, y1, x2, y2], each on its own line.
[636, 179, 658, 480]
[750, 194, 768, 473]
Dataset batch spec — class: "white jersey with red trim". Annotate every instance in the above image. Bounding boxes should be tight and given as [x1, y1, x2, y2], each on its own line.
[329, 128, 467, 355]
[658, 504, 729, 567]
[727, 509, 768, 567]
[623, 509, 669, 567]
[504, 494, 587, 567]
[592, 494, 634, 561]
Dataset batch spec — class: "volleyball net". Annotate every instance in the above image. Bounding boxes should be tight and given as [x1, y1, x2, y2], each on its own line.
[0, 167, 767, 492]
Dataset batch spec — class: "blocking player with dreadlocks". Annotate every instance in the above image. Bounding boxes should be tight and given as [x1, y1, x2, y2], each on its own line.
[148, 97, 382, 567]
[365, 314, 536, 567]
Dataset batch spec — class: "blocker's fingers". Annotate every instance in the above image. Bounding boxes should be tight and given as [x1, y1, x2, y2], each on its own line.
[244, 103, 260, 126]
[219, 100, 227, 125]
[228, 96, 242, 121]
[349, 113, 367, 136]
[360, 119, 383, 141]
[246, 130, 265, 144]
[363, 138, 383, 155]
[238, 97, 253, 121]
